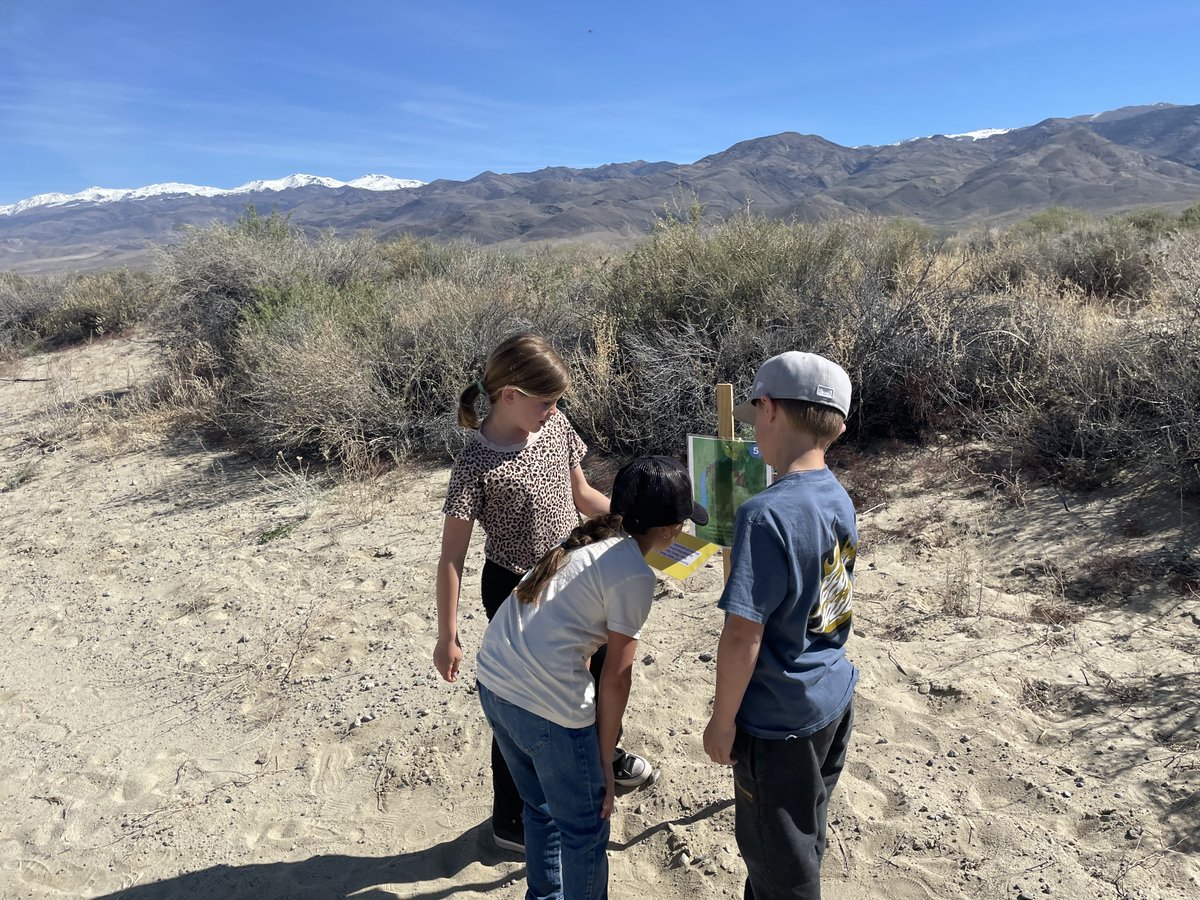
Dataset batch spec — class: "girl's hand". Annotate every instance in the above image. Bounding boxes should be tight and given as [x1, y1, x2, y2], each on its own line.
[599, 767, 616, 820]
[434, 633, 463, 682]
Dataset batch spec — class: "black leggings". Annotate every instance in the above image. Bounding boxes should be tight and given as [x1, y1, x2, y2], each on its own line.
[480, 559, 611, 828]
[480, 560, 525, 828]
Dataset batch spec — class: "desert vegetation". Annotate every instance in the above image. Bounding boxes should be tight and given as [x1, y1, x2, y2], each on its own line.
[4, 203, 1200, 493]
[4, 206, 1199, 900]
[0, 268, 154, 357]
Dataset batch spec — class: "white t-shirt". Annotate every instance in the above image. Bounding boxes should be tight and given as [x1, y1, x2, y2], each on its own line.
[476, 535, 656, 729]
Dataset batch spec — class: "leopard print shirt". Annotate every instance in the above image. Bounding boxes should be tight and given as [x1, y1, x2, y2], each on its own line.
[443, 411, 586, 574]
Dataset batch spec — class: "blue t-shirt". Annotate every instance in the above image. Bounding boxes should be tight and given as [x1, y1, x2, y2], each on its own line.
[718, 467, 858, 739]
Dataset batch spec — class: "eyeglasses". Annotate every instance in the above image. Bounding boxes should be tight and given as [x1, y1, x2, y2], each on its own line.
[506, 385, 567, 407]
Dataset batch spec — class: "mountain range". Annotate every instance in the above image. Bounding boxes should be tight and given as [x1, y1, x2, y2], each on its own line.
[0, 174, 424, 218]
[3, 102, 1198, 274]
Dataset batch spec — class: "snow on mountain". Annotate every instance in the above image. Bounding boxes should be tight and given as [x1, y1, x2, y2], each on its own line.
[346, 174, 425, 191]
[126, 182, 225, 200]
[943, 127, 1013, 141]
[0, 174, 425, 217]
[229, 174, 344, 193]
[879, 126, 1013, 148]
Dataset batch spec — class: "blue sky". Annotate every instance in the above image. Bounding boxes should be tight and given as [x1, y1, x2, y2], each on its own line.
[1, 0, 1197, 205]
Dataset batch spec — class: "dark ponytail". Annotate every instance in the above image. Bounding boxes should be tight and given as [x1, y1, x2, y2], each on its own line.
[515, 514, 624, 605]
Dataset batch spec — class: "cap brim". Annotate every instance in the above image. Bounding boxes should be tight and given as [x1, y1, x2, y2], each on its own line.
[732, 401, 756, 425]
[690, 501, 709, 526]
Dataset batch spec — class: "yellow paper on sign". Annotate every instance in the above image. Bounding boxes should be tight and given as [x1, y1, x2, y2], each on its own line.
[646, 531, 722, 581]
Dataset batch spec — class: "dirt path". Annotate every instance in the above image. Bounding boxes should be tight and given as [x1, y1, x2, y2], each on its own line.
[1, 339, 1197, 899]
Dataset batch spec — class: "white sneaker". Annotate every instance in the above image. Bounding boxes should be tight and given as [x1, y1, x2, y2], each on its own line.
[613, 749, 653, 788]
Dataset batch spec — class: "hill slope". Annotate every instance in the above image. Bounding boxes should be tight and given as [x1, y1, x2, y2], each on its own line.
[2, 103, 1199, 273]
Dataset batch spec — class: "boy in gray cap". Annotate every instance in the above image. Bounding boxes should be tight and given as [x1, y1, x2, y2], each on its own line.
[703, 351, 858, 900]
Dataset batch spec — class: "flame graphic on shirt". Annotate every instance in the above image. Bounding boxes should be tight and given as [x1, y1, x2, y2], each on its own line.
[809, 535, 856, 634]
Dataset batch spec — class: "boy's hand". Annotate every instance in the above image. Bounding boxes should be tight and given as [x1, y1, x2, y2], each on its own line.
[703, 717, 737, 766]
[434, 634, 463, 682]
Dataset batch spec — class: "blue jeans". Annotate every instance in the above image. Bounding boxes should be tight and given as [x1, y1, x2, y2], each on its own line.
[478, 682, 609, 900]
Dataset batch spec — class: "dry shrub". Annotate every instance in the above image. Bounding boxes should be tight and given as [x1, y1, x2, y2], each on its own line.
[0, 273, 68, 345]
[589, 213, 988, 452]
[1150, 233, 1200, 489]
[41, 270, 155, 345]
[140, 209, 1200, 495]
[962, 211, 1163, 303]
[152, 208, 389, 375]
[0, 270, 152, 349]
[1028, 601, 1083, 626]
[1019, 677, 1075, 715]
[221, 250, 585, 462]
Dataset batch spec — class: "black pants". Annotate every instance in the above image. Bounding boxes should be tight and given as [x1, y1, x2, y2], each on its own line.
[480, 560, 525, 829]
[732, 699, 854, 900]
[480, 559, 612, 830]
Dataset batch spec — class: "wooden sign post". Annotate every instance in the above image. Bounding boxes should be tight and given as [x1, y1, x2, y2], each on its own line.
[716, 383, 734, 583]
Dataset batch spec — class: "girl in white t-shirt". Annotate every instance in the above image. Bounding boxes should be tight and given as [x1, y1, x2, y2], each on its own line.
[475, 456, 708, 900]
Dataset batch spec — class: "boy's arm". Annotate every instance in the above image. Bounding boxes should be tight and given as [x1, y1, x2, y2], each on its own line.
[434, 516, 474, 682]
[703, 613, 764, 765]
[596, 629, 638, 818]
[570, 465, 611, 517]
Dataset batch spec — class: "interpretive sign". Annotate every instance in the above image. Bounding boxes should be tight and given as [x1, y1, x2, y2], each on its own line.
[687, 435, 773, 547]
[646, 531, 722, 580]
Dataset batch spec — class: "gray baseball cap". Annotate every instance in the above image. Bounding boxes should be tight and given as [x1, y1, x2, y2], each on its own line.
[733, 351, 852, 424]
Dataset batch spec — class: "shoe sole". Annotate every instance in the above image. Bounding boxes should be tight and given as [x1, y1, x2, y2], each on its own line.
[615, 767, 661, 789]
[493, 834, 525, 854]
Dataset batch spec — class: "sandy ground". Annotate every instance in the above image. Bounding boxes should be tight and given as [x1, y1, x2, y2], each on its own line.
[1, 338, 1198, 900]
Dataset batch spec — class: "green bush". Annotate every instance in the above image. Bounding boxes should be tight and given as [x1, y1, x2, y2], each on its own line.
[1109, 207, 1174, 239]
[1014, 207, 1092, 236]
[602, 214, 860, 331]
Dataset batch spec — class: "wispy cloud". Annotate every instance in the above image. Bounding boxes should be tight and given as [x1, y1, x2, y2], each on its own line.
[396, 100, 488, 130]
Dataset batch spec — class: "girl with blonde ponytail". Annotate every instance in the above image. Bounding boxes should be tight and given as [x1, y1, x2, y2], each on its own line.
[475, 457, 707, 900]
[435, 332, 612, 851]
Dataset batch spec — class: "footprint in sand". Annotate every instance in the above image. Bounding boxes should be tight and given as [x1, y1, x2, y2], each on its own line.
[241, 814, 313, 850]
[309, 745, 354, 797]
[264, 820, 304, 841]
[842, 760, 911, 816]
[17, 720, 69, 744]
[843, 875, 937, 899]
[25, 613, 81, 650]
[111, 770, 159, 803]
[0, 693, 33, 729]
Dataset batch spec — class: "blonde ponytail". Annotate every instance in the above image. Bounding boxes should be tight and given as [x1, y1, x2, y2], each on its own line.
[458, 380, 491, 429]
[458, 333, 570, 431]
